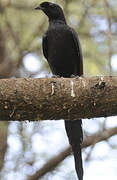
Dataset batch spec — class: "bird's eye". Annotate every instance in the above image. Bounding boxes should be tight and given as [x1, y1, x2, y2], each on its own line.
[49, 3, 54, 7]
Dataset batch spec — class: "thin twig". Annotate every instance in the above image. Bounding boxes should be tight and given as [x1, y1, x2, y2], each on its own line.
[28, 126, 117, 180]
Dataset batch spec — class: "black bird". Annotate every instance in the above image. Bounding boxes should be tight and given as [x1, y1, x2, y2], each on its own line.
[35, 2, 83, 180]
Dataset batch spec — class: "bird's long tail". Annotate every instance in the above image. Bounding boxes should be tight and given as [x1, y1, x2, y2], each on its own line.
[64, 120, 83, 180]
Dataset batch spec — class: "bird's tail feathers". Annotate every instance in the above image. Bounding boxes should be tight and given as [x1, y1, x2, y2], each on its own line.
[64, 120, 83, 180]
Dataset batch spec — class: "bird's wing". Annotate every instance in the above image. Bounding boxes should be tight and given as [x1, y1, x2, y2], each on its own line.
[70, 28, 83, 75]
[42, 33, 48, 59]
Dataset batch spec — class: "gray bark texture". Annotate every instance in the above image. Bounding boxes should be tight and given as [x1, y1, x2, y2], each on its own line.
[0, 76, 116, 121]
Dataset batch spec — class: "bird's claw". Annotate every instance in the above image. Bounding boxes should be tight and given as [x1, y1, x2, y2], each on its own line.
[52, 75, 60, 78]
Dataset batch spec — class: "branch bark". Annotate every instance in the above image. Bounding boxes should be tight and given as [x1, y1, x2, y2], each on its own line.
[28, 126, 117, 180]
[0, 76, 117, 121]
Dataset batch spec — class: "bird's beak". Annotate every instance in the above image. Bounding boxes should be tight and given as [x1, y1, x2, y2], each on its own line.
[35, 6, 41, 10]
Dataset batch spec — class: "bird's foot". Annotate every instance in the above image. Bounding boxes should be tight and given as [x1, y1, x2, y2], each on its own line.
[73, 75, 84, 79]
[70, 74, 76, 78]
[71, 74, 80, 78]
[52, 75, 60, 78]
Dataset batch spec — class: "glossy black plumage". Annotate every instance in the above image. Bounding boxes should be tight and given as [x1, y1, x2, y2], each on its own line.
[35, 2, 83, 179]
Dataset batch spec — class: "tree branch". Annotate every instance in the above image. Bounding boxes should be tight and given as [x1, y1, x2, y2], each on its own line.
[0, 122, 9, 170]
[28, 126, 117, 180]
[0, 76, 117, 121]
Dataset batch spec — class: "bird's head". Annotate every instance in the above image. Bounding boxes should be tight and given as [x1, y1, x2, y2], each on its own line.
[35, 2, 66, 22]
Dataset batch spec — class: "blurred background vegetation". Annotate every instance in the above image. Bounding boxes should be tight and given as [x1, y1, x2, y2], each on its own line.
[0, 0, 117, 180]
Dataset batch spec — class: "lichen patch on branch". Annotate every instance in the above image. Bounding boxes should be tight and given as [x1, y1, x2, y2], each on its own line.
[70, 80, 75, 97]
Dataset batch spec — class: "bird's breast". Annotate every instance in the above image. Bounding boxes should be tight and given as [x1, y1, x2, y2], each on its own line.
[47, 27, 76, 60]
[45, 25, 81, 77]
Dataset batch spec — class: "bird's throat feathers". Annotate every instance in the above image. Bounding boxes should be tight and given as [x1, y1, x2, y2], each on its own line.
[49, 18, 67, 26]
